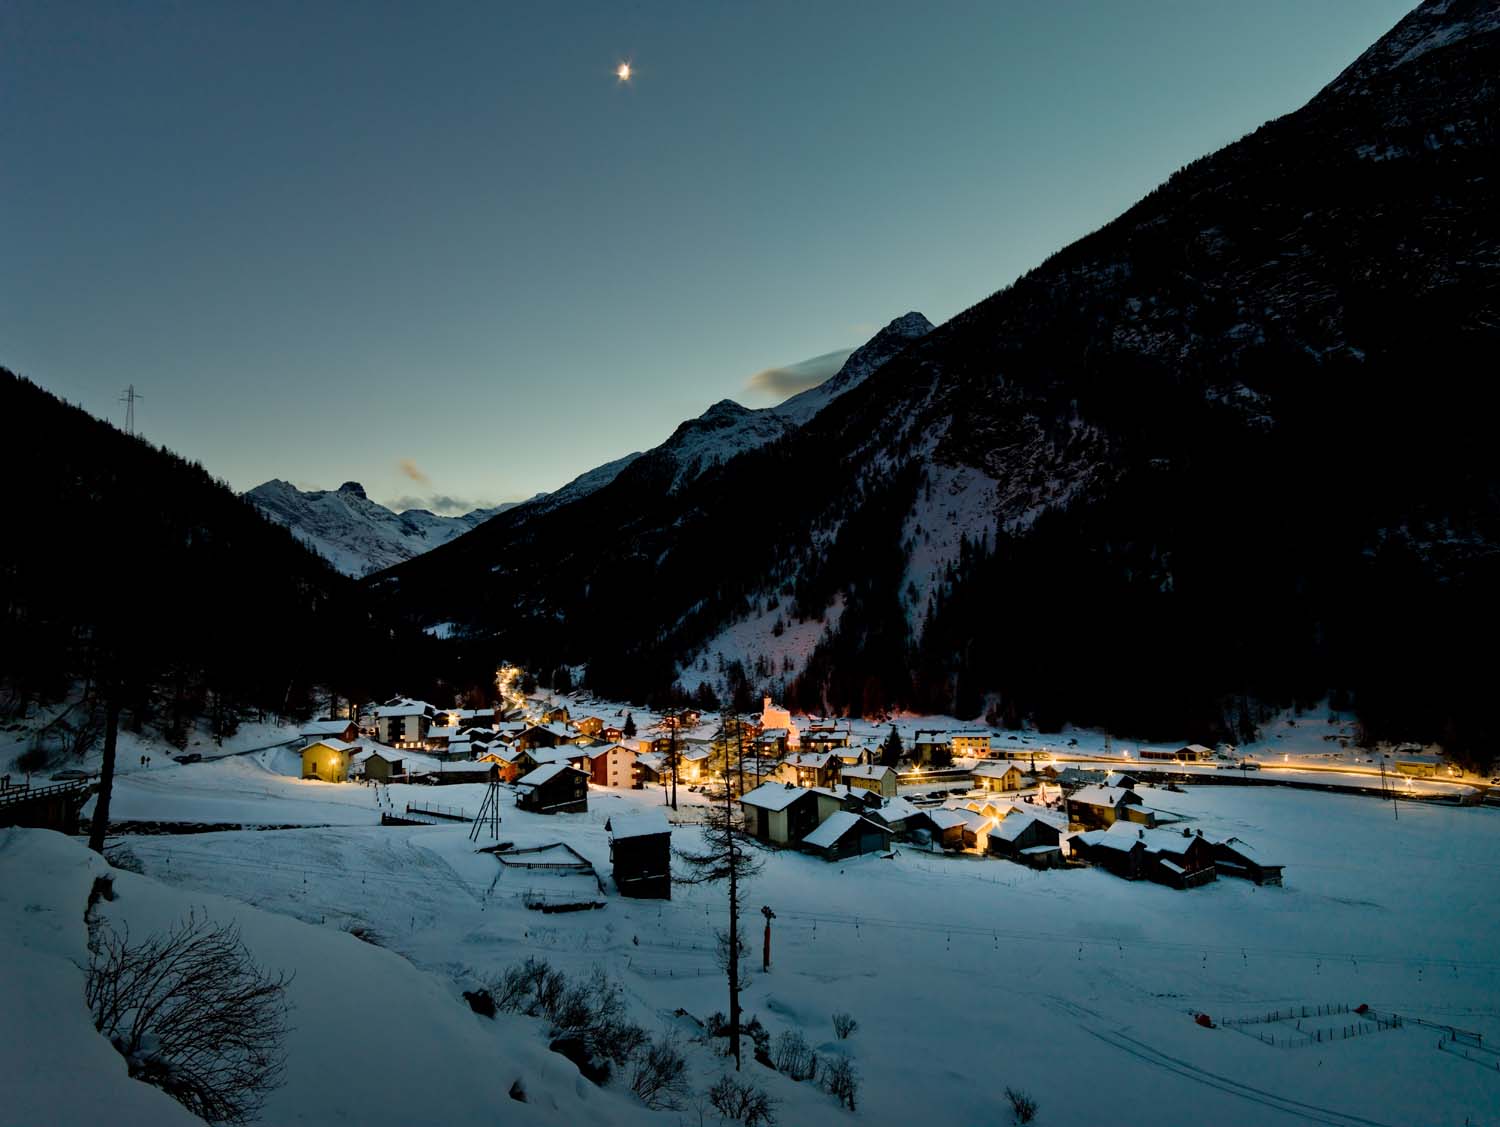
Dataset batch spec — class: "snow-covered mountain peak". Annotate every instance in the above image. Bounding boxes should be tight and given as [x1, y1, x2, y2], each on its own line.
[246, 480, 521, 577]
[648, 313, 933, 490]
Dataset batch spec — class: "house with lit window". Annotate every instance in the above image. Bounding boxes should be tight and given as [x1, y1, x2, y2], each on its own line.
[840, 763, 898, 798]
[972, 761, 1028, 793]
[778, 752, 839, 789]
[374, 699, 437, 749]
[949, 730, 992, 757]
[300, 738, 360, 782]
[578, 743, 640, 788]
[1066, 784, 1152, 830]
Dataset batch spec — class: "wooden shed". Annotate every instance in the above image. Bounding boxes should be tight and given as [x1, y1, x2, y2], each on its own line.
[606, 810, 672, 899]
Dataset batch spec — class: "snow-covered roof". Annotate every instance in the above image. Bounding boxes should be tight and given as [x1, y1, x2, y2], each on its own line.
[515, 762, 582, 789]
[1102, 821, 1202, 857]
[841, 764, 894, 780]
[1104, 771, 1137, 788]
[801, 811, 891, 851]
[760, 727, 790, 738]
[300, 720, 355, 736]
[375, 699, 434, 718]
[872, 796, 923, 823]
[606, 810, 671, 840]
[300, 737, 360, 754]
[1069, 784, 1137, 808]
[972, 761, 1026, 779]
[740, 782, 817, 812]
[785, 752, 834, 768]
[1182, 744, 1213, 754]
[580, 743, 630, 760]
[1074, 828, 1140, 854]
[926, 808, 969, 831]
[994, 813, 1053, 842]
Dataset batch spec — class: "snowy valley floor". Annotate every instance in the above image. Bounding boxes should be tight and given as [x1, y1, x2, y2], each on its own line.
[5, 751, 1499, 1127]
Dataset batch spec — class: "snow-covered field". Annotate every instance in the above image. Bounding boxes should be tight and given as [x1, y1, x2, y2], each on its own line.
[8, 744, 1496, 1127]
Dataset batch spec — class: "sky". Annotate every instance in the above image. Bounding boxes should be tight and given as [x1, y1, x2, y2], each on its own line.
[2, 0, 1414, 513]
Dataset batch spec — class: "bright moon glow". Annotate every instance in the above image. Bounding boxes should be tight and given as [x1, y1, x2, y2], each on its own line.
[616, 61, 631, 82]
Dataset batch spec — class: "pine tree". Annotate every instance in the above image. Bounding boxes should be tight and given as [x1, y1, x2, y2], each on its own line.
[622, 712, 636, 739]
[880, 724, 903, 767]
[675, 770, 763, 1070]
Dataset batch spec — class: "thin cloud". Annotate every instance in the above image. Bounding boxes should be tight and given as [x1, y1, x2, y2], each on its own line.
[745, 348, 853, 400]
[388, 493, 483, 516]
[397, 458, 430, 485]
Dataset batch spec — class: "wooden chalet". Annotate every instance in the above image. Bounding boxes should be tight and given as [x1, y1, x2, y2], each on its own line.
[972, 761, 1027, 793]
[1066, 784, 1153, 830]
[799, 811, 895, 861]
[514, 763, 589, 814]
[739, 782, 841, 847]
[1208, 836, 1284, 886]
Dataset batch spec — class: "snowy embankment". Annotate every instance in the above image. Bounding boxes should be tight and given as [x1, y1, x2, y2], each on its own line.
[0, 827, 661, 1127]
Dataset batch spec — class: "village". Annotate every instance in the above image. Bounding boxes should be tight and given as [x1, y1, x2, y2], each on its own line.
[277, 674, 1492, 910]
[4, 672, 1497, 1127]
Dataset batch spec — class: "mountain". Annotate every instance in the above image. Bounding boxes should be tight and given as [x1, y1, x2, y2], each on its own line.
[638, 312, 933, 492]
[0, 369, 431, 744]
[373, 1, 1499, 761]
[245, 480, 530, 578]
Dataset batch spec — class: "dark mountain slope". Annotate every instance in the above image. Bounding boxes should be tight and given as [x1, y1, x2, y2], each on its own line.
[0, 370, 432, 743]
[375, 0, 1499, 759]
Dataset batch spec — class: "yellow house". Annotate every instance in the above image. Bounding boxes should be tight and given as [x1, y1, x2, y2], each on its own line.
[300, 738, 358, 782]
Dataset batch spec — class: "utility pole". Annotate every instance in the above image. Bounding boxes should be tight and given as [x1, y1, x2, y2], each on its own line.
[120, 384, 144, 436]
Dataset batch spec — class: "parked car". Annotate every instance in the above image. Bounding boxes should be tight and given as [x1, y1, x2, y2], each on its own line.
[172, 752, 202, 765]
[1237, 761, 1261, 772]
[50, 769, 91, 781]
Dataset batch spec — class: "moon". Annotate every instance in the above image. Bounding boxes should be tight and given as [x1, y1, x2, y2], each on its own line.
[616, 61, 632, 82]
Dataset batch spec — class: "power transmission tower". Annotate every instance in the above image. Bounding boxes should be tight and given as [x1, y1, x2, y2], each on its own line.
[120, 384, 144, 435]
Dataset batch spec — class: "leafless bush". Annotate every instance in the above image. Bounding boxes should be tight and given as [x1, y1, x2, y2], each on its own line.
[707, 1074, 777, 1125]
[105, 844, 145, 874]
[771, 1030, 816, 1080]
[489, 956, 566, 1017]
[86, 912, 291, 1125]
[821, 1055, 859, 1111]
[487, 958, 645, 1078]
[1005, 1086, 1039, 1124]
[628, 1032, 688, 1109]
[831, 1011, 858, 1040]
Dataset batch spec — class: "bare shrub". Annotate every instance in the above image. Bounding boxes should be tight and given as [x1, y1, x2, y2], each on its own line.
[487, 959, 645, 1080]
[1005, 1086, 1039, 1124]
[831, 1011, 858, 1040]
[489, 956, 565, 1017]
[86, 912, 291, 1125]
[821, 1055, 859, 1111]
[707, 1074, 777, 1126]
[771, 1030, 815, 1081]
[628, 1032, 688, 1110]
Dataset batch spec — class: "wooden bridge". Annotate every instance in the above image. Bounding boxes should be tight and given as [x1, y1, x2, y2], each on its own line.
[0, 779, 95, 834]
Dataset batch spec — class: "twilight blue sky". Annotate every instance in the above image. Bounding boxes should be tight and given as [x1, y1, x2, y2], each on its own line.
[2, 1, 1412, 512]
